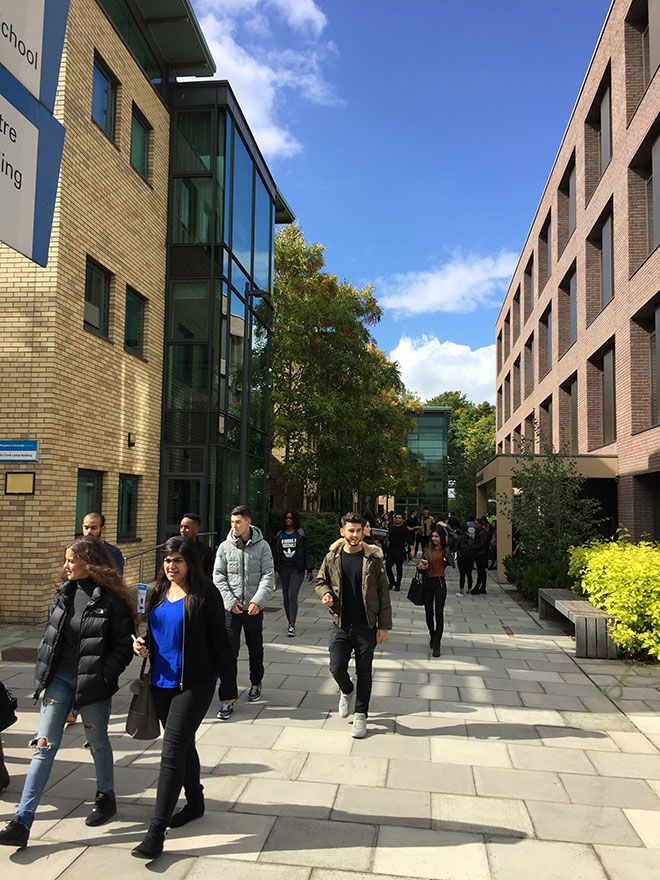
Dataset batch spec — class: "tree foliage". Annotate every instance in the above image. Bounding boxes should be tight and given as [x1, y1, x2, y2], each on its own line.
[500, 439, 603, 599]
[272, 225, 423, 505]
[425, 391, 495, 521]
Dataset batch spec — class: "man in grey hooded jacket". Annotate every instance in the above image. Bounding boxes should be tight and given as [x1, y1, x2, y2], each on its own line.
[213, 505, 275, 719]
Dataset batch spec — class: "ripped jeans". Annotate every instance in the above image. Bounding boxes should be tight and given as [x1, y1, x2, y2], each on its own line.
[16, 671, 114, 828]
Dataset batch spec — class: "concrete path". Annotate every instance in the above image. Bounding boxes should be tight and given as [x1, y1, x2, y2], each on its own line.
[1, 564, 660, 879]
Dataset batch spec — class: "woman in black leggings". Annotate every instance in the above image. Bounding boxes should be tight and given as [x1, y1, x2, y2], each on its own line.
[131, 537, 236, 860]
[417, 529, 447, 657]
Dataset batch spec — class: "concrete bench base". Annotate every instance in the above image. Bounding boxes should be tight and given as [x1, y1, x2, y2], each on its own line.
[538, 587, 617, 659]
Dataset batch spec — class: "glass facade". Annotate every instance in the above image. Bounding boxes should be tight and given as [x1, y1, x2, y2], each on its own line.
[162, 85, 278, 538]
[396, 408, 450, 517]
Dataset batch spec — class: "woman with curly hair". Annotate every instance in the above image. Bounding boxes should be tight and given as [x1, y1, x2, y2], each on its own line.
[0, 538, 135, 849]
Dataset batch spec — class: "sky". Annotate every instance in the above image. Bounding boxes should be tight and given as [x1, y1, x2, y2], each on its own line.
[191, 0, 613, 404]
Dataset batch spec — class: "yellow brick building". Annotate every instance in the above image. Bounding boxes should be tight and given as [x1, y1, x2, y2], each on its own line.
[0, 0, 292, 622]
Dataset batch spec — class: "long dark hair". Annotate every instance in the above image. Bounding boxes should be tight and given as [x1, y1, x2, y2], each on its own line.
[424, 528, 447, 557]
[151, 536, 207, 619]
[58, 537, 136, 623]
[280, 510, 301, 530]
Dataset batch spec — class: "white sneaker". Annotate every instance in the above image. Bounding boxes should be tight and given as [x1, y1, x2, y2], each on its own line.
[338, 691, 353, 719]
[352, 712, 367, 738]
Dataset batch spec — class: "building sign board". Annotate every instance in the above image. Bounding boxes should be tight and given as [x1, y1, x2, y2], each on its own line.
[0, 65, 65, 265]
[0, 440, 39, 461]
[0, 0, 70, 114]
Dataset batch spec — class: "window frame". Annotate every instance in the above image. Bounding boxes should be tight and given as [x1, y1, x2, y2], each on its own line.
[124, 286, 146, 358]
[130, 103, 151, 181]
[75, 469, 103, 536]
[117, 474, 139, 541]
[91, 54, 118, 141]
[84, 256, 112, 339]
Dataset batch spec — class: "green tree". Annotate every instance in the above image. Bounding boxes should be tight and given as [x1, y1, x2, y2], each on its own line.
[500, 438, 603, 599]
[272, 225, 422, 506]
[425, 391, 495, 520]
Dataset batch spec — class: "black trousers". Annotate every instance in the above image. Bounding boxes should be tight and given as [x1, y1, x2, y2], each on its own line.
[423, 576, 447, 645]
[328, 624, 377, 716]
[457, 559, 473, 591]
[386, 552, 405, 587]
[225, 610, 264, 686]
[474, 554, 488, 592]
[151, 679, 215, 831]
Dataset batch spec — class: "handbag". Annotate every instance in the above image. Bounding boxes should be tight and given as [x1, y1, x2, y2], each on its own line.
[444, 546, 456, 568]
[407, 569, 426, 606]
[125, 658, 160, 740]
[0, 681, 18, 732]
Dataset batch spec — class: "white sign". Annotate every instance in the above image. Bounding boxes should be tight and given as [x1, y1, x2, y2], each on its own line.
[0, 1, 44, 104]
[0, 92, 38, 262]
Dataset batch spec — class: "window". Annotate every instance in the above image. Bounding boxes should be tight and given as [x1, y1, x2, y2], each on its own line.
[512, 288, 521, 342]
[540, 395, 553, 450]
[559, 264, 578, 355]
[630, 301, 659, 432]
[539, 306, 552, 377]
[585, 69, 612, 201]
[625, 0, 660, 121]
[124, 287, 145, 357]
[130, 105, 150, 180]
[652, 321, 658, 426]
[91, 56, 117, 140]
[504, 373, 511, 422]
[497, 329, 503, 373]
[558, 154, 576, 253]
[586, 205, 614, 322]
[539, 214, 552, 290]
[84, 257, 111, 337]
[513, 356, 521, 412]
[629, 130, 660, 272]
[524, 254, 535, 322]
[76, 470, 103, 535]
[118, 475, 138, 540]
[504, 311, 511, 360]
[602, 347, 616, 444]
[524, 333, 535, 398]
[497, 386, 503, 429]
[560, 374, 579, 454]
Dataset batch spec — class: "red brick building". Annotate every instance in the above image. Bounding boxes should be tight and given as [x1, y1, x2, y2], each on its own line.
[484, 0, 660, 576]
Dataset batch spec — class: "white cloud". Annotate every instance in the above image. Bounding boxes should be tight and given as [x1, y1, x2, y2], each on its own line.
[390, 335, 496, 404]
[192, 0, 338, 158]
[379, 251, 518, 316]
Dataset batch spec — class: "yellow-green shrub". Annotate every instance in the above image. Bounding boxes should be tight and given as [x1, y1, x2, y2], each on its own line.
[575, 540, 660, 659]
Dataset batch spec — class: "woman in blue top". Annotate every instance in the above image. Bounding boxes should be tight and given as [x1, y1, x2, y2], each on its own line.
[131, 536, 236, 860]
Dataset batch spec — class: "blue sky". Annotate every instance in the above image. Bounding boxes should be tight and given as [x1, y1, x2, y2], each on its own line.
[191, 0, 612, 402]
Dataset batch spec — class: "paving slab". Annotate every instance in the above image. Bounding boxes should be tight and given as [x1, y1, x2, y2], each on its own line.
[431, 792, 532, 837]
[623, 807, 660, 847]
[525, 800, 642, 845]
[0, 844, 86, 880]
[508, 742, 596, 775]
[333, 784, 431, 828]
[594, 845, 660, 880]
[487, 838, 609, 880]
[189, 857, 311, 880]
[586, 749, 660, 779]
[57, 844, 195, 879]
[259, 816, 376, 871]
[386, 758, 475, 795]
[299, 753, 387, 787]
[559, 773, 660, 809]
[235, 778, 337, 819]
[373, 824, 490, 880]
[474, 766, 568, 802]
[430, 737, 511, 768]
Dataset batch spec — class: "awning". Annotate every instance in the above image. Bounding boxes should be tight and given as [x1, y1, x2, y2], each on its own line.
[135, 0, 216, 77]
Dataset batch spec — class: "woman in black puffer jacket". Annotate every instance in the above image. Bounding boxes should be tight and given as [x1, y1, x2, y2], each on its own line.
[0, 538, 135, 849]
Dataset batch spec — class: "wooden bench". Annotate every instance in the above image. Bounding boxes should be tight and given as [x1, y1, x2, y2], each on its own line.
[538, 588, 617, 659]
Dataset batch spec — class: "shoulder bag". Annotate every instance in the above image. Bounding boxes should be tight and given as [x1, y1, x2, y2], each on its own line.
[0, 681, 17, 732]
[407, 569, 426, 606]
[125, 658, 160, 740]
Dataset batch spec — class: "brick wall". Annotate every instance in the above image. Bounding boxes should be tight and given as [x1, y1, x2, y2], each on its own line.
[0, 0, 170, 621]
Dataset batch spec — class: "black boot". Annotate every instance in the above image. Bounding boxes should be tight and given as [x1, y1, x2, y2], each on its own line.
[432, 643, 441, 657]
[169, 795, 205, 828]
[0, 819, 29, 848]
[132, 823, 166, 860]
[86, 792, 117, 826]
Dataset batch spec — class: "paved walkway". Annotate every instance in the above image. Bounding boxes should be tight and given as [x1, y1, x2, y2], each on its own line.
[1, 564, 660, 879]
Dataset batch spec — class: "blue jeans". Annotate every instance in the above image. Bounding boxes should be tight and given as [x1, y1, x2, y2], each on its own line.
[16, 671, 114, 828]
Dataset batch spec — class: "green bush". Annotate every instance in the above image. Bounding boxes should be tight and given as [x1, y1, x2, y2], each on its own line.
[268, 510, 340, 570]
[503, 553, 572, 600]
[567, 540, 603, 596]
[574, 539, 660, 660]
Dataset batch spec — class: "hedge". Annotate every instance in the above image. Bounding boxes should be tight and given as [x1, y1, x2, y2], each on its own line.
[568, 539, 660, 660]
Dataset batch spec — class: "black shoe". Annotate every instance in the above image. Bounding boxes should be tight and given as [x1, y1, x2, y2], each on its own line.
[248, 684, 262, 702]
[432, 644, 441, 657]
[217, 703, 233, 721]
[429, 637, 434, 648]
[0, 772, 9, 792]
[85, 793, 117, 827]
[169, 798, 204, 828]
[0, 819, 29, 848]
[394, 585, 400, 592]
[132, 825, 166, 860]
